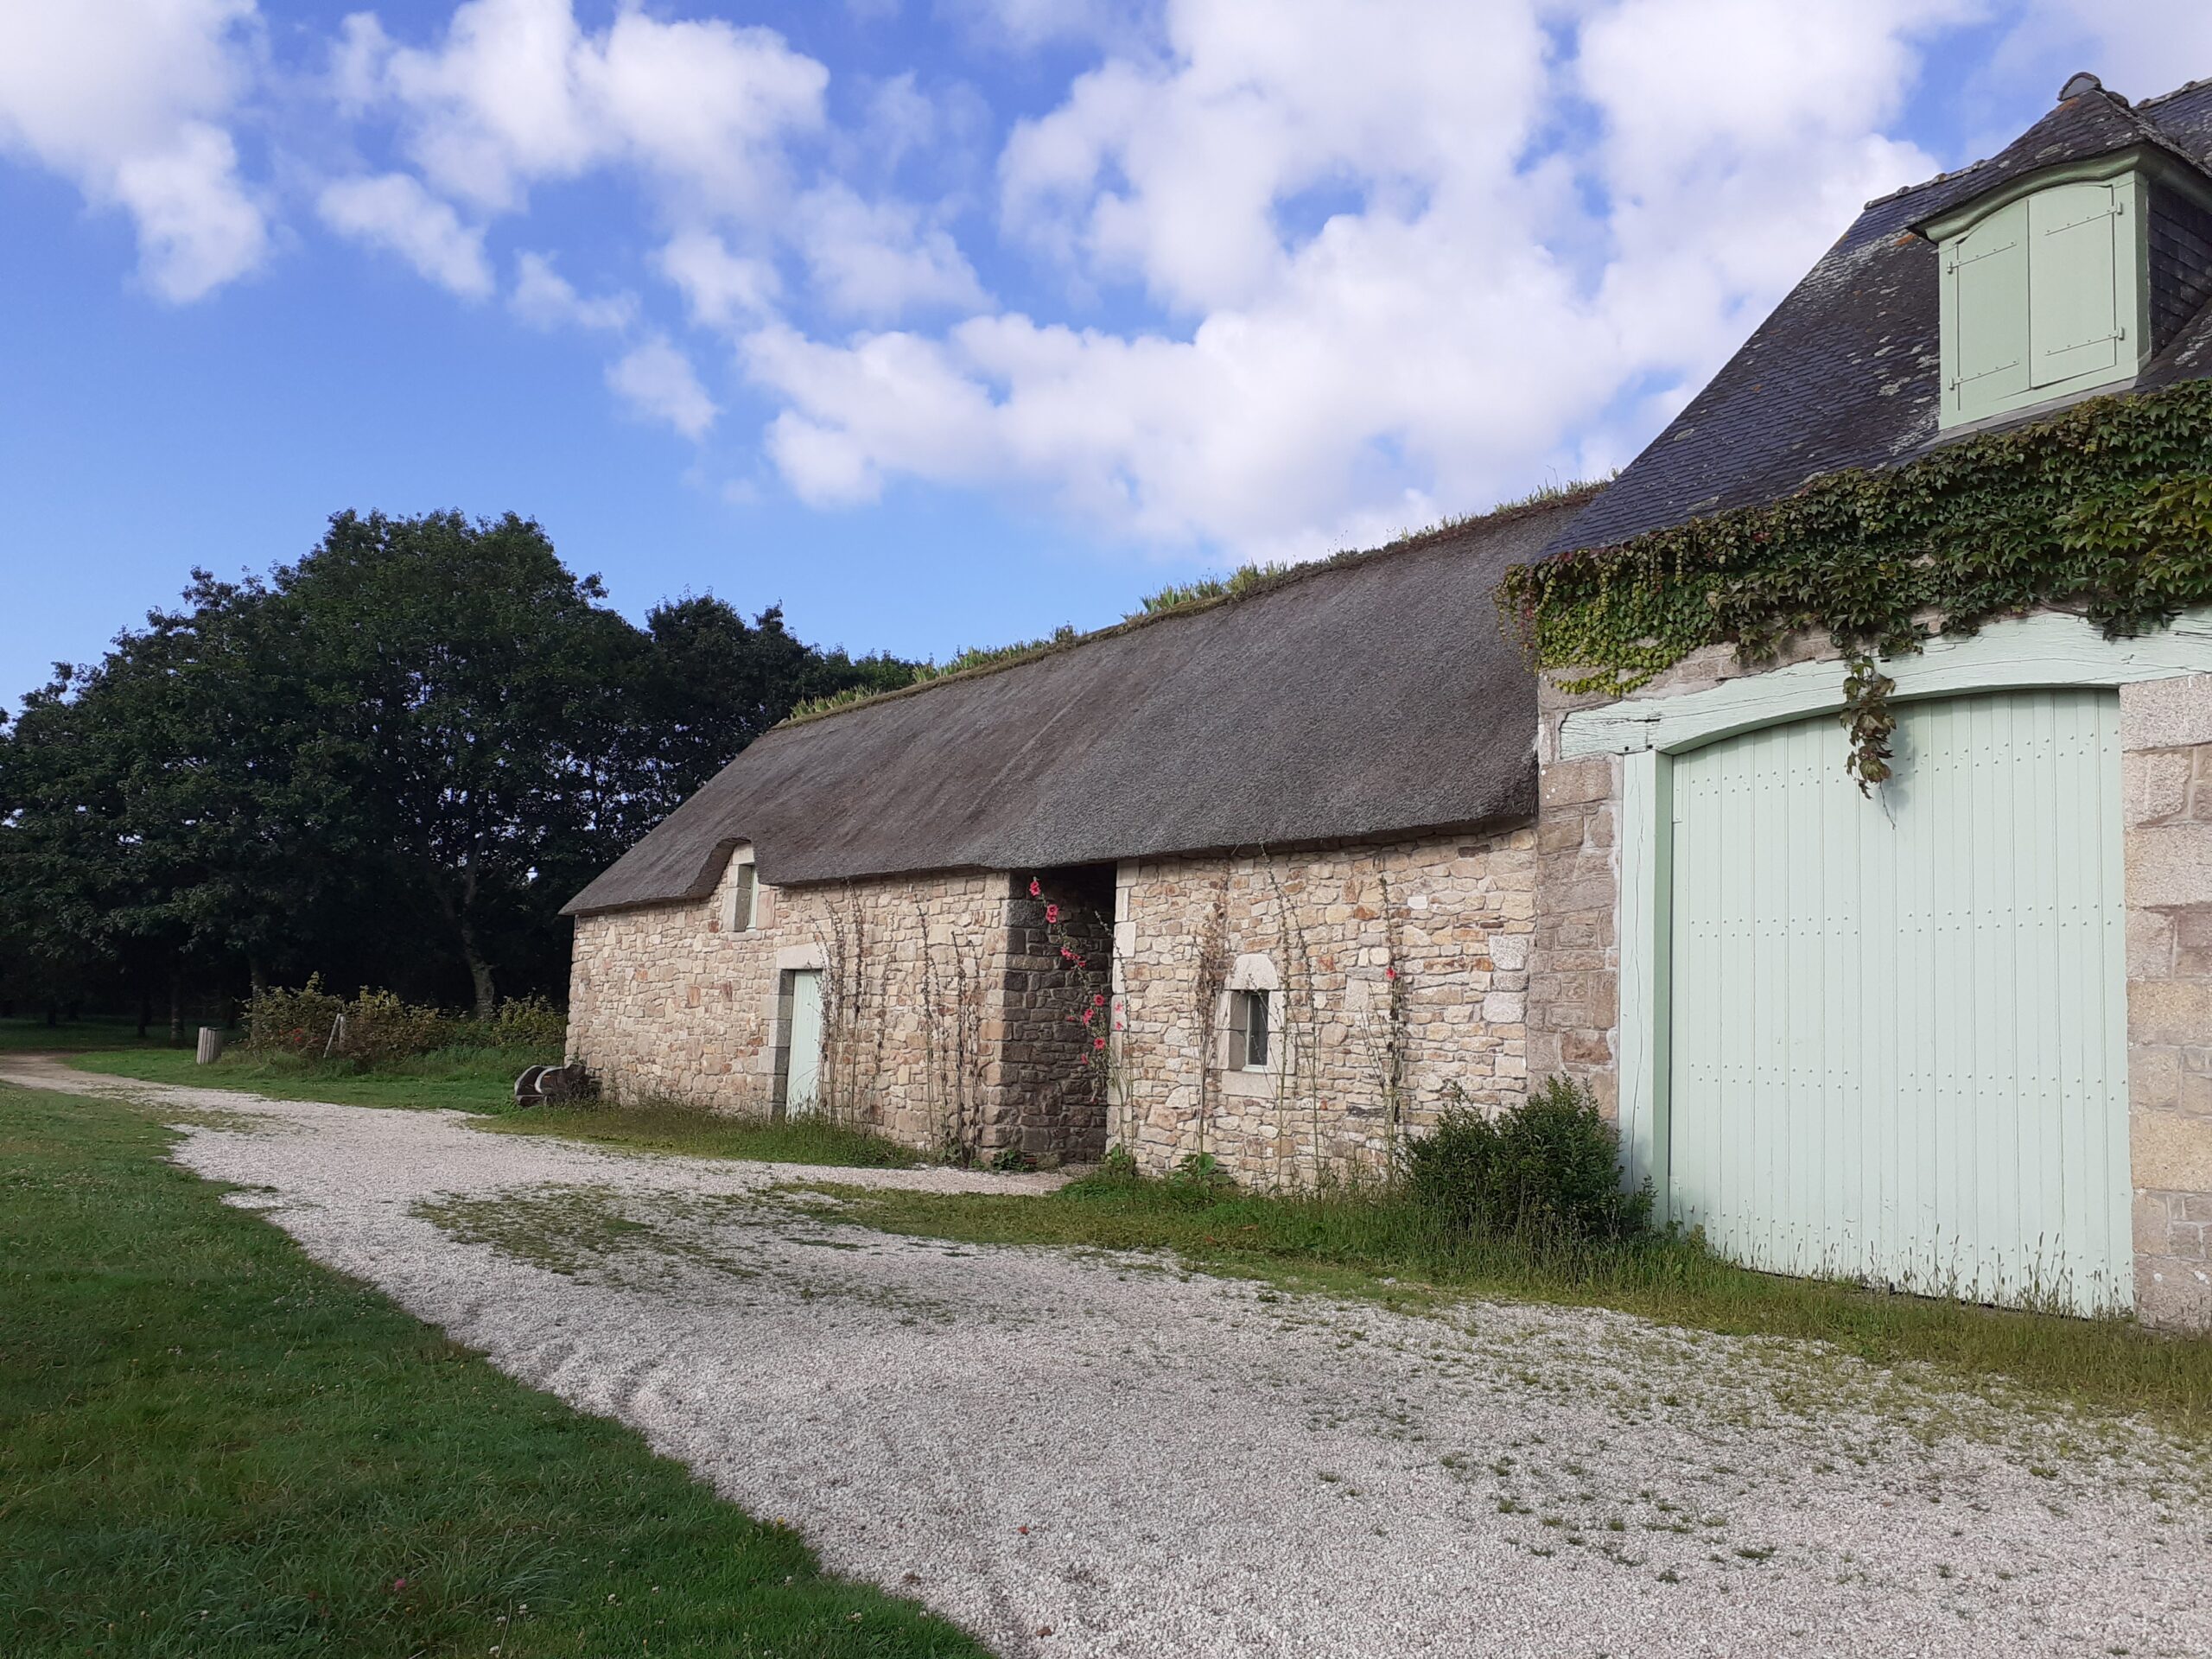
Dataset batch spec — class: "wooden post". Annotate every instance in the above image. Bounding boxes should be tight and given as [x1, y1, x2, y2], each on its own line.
[195, 1027, 226, 1065]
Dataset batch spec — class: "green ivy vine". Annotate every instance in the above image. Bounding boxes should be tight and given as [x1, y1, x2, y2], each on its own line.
[1497, 377, 2212, 787]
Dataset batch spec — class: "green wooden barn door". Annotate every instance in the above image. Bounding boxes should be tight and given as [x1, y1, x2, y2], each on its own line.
[1666, 688, 2131, 1313]
[785, 969, 824, 1118]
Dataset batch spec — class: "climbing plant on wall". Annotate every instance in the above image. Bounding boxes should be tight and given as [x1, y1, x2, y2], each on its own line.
[1497, 377, 2212, 789]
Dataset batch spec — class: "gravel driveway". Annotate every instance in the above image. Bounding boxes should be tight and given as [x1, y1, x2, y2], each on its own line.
[12, 1056, 2209, 1659]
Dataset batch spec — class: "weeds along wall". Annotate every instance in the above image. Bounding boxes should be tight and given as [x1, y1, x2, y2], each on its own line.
[1107, 827, 1537, 1186]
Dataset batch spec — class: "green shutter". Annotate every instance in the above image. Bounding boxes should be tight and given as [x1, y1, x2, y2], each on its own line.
[1943, 198, 2031, 423]
[2028, 180, 2122, 386]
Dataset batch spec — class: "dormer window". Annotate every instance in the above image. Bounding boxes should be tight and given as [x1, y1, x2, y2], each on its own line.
[722, 857, 757, 933]
[1930, 166, 2147, 428]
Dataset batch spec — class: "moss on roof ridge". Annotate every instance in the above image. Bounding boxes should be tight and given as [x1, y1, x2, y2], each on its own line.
[776, 480, 1607, 731]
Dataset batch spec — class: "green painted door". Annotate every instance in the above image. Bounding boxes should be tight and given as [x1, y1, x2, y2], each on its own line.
[785, 969, 824, 1118]
[1667, 688, 2131, 1313]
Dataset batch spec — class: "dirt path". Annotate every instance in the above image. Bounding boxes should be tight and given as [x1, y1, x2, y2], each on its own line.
[10, 1055, 2208, 1659]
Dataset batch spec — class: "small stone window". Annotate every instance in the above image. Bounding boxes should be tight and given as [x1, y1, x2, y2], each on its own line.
[1228, 988, 1271, 1071]
[723, 861, 757, 933]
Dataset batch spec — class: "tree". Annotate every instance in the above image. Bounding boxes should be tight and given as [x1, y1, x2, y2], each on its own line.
[0, 511, 918, 1020]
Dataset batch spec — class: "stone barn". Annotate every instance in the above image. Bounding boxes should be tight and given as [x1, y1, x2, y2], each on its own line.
[563, 492, 1583, 1178]
[569, 70, 2212, 1327]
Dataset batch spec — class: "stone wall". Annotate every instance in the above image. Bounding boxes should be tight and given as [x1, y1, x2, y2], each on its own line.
[1106, 828, 1536, 1185]
[567, 861, 1026, 1159]
[2122, 672, 2212, 1328]
[1000, 873, 1116, 1163]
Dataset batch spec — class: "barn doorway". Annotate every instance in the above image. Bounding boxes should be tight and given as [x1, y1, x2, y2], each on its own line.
[1664, 687, 2130, 1311]
[776, 968, 825, 1119]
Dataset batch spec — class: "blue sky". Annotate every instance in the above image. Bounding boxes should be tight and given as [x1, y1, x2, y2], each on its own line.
[2, 1, 2204, 709]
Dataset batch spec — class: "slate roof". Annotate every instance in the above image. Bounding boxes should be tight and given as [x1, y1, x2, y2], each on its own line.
[564, 493, 1592, 912]
[1549, 74, 2212, 557]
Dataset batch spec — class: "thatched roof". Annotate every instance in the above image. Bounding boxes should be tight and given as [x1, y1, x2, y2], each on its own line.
[563, 491, 1591, 914]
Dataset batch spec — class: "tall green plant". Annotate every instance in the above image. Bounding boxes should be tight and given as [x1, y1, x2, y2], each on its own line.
[1402, 1077, 1652, 1244]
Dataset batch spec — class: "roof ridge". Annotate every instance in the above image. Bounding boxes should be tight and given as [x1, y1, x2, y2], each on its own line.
[774, 482, 1606, 731]
[1863, 81, 2167, 212]
[2139, 74, 2212, 111]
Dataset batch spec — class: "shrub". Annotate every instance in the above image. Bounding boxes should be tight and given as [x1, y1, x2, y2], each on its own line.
[1166, 1151, 1234, 1200]
[1401, 1076, 1652, 1244]
[240, 976, 566, 1066]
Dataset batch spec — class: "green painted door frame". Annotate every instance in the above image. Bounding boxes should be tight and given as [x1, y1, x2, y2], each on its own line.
[1570, 610, 2212, 1308]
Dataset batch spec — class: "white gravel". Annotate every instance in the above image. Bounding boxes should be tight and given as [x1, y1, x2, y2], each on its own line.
[12, 1056, 2210, 1659]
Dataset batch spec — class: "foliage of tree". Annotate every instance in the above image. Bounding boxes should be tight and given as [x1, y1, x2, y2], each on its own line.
[0, 511, 911, 1020]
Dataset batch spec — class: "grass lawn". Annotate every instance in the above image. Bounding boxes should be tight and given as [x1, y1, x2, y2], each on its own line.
[482, 1103, 922, 1168]
[0, 1080, 989, 1659]
[65, 1048, 924, 1168]
[68, 1045, 547, 1114]
[0, 1014, 180, 1054]
[808, 1173, 2212, 1440]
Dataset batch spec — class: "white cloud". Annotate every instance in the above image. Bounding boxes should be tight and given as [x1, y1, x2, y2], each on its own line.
[511, 250, 635, 330]
[0, 0, 270, 301]
[742, 0, 1990, 555]
[353, 0, 829, 217]
[791, 184, 989, 320]
[1984, 2, 2212, 107]
[657, 230, 781, 330]
[0, 0, 2133, 571]
[607, 336, 718, 438]
[318, 172, 493, 297]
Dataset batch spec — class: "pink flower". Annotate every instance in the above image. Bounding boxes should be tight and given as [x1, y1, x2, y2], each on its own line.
[1028, 877, 1041, 897]
[1094, 1036, 1107, 1051]
[1046, 903, 1060, 924]
[391, 1579, 407, 1593]
[1092, 994, 1106, 1007]
[1081, 1008, 1094, 1027]
[1385, 966, 1398, 981]
[1060, 945, 1074, 959]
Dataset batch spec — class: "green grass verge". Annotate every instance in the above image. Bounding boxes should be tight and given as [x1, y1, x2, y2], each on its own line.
[67, 1046, 551, 1115]
[481, 1103, 922, 1168]
[807, 1172, 2212, 1439]
[65, 1050, 925, 1169]
[0, 1080, 989, 1658]
[0, 1015, 178, 1053]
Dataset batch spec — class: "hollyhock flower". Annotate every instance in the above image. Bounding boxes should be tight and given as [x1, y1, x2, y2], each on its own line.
[1081, 1008, 1094, 1027]
[1094, 1036, 1107, 1051]
[1046, 903, 1060, 924]
[1029, 877, 1041, 897]
[1385, 966, 1398, 981]
[1093, 994, 1106, 1007]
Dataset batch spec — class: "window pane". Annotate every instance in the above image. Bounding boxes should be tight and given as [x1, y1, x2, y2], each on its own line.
[1247, 990, 1270, 1068]
[734, 863, 757, 931]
